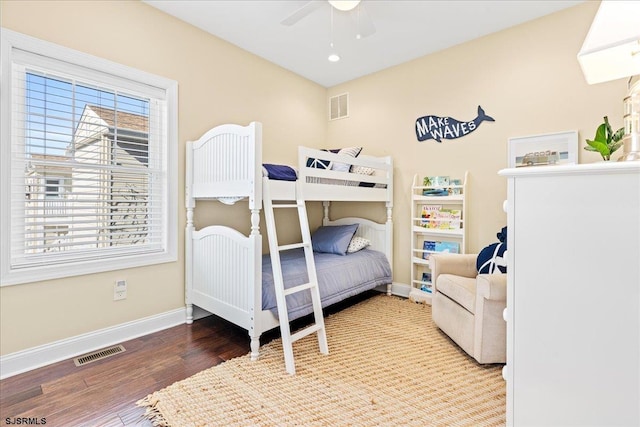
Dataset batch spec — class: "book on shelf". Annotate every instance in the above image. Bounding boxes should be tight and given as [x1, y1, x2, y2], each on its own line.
[423, 176, 450, 188]
[422, 188, 449, 196]
[425, 208, 462, 229]
[434, 210, 452, 229]
[422, 240, 436, 259]
[420, 283, 433, 293]
[420, 272, 433, 293]
[422, 176, 464, 196]
[449, 178, 463, 195]
[435, 241, 460, 254]
[448, 209, 462, 229]
[420, 205, 442, 227]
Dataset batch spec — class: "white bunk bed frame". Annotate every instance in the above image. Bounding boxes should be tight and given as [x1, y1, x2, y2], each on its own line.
[185, 122, 393, 360]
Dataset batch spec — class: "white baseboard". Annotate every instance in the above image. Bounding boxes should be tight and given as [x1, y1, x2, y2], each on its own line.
[390, 282, 411, 298]
[0, 307, 186, 379]
[374, 282, 410, 298]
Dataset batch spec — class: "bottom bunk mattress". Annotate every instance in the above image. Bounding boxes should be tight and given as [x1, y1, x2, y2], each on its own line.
[262, 248, 392, 321]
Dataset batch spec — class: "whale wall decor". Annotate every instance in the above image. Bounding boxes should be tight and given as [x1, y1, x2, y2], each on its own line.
[415, 105, 495, 142]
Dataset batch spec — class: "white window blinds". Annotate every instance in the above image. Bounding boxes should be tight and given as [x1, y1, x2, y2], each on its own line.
[1, 29, 177, 285]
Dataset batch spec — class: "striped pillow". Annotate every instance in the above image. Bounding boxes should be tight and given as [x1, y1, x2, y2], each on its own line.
[331, 147, 362, 172]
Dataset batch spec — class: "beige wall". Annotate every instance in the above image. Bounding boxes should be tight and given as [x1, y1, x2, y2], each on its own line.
[326, 1, 627, 284]
[0, 0, 326, 355]
[0, 0, 628, 356]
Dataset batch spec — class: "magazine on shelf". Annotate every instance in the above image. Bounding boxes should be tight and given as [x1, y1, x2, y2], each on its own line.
[422, 272, 432, 284]
[422, 240, 436, 259]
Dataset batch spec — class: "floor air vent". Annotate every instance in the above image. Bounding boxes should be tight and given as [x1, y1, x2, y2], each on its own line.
[73, 344, 126, 367]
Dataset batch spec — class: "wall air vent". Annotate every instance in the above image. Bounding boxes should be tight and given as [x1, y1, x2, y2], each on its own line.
[330, 93, 349, 120]
[73, 344, 126, 367]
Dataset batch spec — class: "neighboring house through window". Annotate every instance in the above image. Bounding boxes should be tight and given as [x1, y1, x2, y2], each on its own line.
[1, 28, 178, 285]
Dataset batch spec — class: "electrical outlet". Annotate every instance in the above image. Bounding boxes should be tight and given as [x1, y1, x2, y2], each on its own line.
[114, 280, 127, 301]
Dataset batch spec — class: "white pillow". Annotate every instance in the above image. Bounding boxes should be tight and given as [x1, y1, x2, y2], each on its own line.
[332, 147, 362, 172]
[347, 236, 371, 253]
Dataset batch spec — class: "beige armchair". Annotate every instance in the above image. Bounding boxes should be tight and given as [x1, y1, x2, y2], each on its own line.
[429, 253, 506, 364]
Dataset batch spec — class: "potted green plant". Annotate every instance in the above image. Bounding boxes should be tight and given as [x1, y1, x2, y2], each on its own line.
[584, 116, 625, 161]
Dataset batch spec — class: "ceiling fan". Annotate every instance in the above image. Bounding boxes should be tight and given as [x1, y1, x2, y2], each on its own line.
[281, 0, 376, 39]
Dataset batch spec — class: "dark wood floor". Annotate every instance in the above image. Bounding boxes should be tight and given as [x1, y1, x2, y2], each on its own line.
[0, 292, 377, 427]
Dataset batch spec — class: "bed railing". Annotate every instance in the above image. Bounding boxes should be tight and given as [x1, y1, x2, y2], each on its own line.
[298, 146, 393, 203]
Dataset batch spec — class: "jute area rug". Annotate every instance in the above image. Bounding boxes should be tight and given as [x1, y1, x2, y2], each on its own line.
[138, 295, 505, 426]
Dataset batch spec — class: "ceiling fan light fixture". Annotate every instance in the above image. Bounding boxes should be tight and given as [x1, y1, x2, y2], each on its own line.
[328, 0, 361, 12]
[328, 53, 341, 62]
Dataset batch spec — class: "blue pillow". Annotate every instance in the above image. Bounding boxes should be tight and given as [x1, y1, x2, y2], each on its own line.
[311, 224, 359, 255]
[477, 242, 507, 274]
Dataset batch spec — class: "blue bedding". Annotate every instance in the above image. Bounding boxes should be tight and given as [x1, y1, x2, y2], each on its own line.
[262, 248, 392, 320]
[262, 164, 297, 181]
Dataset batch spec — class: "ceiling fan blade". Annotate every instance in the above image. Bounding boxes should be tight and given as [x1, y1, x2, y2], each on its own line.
[352, 4, 376, 38]
[281, 1, 324, 26]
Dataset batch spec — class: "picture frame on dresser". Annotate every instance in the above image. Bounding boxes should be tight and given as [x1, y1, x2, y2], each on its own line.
[508, 130, 578, 168]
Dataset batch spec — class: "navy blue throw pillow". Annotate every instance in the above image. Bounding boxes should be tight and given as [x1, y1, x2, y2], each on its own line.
[477, 226, 508, 274]
[477, 243, 507, 274]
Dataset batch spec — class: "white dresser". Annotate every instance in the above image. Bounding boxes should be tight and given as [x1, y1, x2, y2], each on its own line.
[500, 162, 640, 426]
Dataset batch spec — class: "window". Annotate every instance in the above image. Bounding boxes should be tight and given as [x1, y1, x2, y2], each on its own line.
[1, 28, 178, 285]
[44, 178, 63, 198]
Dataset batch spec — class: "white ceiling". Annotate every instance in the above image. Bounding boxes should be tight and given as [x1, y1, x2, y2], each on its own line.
[144, 0, 584, 88]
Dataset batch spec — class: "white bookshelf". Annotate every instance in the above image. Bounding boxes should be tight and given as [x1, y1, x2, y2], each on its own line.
[409, 172, 467, 304]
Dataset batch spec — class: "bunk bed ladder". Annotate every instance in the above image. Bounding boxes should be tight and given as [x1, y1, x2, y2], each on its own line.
[262, 179, 329, 375]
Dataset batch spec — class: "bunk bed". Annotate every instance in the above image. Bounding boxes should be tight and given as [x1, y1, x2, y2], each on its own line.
[185, 122, 394, 360]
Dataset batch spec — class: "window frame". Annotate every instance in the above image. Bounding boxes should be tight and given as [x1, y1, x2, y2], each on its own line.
[0, 28, 178, 286]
